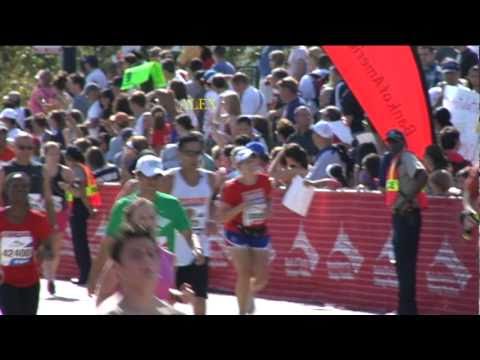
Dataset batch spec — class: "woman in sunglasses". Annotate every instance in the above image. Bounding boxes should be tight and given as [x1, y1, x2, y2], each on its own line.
[268, 143, 309, 189]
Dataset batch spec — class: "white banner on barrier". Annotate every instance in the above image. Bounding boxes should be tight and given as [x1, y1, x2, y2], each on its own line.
[443, 85, 480, 164]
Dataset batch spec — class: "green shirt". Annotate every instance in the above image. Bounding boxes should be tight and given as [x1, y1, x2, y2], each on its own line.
[106, 192, 191, 251]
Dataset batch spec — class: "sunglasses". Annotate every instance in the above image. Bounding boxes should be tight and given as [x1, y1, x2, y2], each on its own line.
[17, 145, 34, 151]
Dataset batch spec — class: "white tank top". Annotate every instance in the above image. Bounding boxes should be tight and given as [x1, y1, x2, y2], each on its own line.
[171, 168, 213, 263]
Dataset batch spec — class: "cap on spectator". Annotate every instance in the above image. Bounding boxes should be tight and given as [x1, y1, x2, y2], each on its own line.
[135, 154, 165, 177]
[85, 82, 101, 94]
[81, 55, 99, 68]
[310, 68, 330, 79]
[65, 146, 85, 162]
[441, 60, 460, 73]
[385, 129, 406, 143]
[312, 120, 333, 139]
[0, 108, 18, 121]
[203, 69, 217, 83]
[233, 146, 256, 164]
[246, 141, 268, 158]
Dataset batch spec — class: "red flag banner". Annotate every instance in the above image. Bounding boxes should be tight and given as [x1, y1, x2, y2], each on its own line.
[323, 46, 433, 158]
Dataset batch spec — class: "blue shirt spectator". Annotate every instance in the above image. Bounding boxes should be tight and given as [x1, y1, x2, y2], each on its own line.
[212, 46, 236, 75]
[258, 46, 285, 78]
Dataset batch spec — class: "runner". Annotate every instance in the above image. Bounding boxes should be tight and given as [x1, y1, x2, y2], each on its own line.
[41, 142, 75, 295]
[163, 132, 219, 315]
[88, 154, 204, 299]
[219, 146, 273, 315]
[100, 226, 183, 315]
[0, 172, 54, 315]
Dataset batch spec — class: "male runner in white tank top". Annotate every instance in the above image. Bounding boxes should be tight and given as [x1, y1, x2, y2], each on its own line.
[163, 132, 219, 315]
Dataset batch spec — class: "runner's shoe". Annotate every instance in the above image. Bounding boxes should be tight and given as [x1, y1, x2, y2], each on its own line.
[47, 280, 56, 295]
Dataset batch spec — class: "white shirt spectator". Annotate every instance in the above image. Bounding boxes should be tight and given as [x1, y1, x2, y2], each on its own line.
[133, 113, 145, 136]
[203, 89, 221, 135]
[86, 68, 108, 90]
[288, 46, 309, 79]
[240, 86, 267, 116]
[428, 83, 470, 107]
[7, 128, 23, 143]
[14, 107, 28, 130]
[87, 100, 103, 120]
[306, 148, 345, 181]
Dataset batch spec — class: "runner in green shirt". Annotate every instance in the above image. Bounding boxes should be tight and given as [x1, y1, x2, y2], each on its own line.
[88, 154, 205, 297]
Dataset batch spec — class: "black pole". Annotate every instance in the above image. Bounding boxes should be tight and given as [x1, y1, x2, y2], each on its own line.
[62, 47, 77, 73]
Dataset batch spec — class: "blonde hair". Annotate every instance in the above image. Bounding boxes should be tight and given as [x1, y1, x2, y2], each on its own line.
[221, 91, 241, 117]
[43, 141, 61, 155]
[125, 198, 156, 229]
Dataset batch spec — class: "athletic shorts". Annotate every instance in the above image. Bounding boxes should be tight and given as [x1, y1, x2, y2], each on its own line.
[56, 208, 70, 233]
[176, 258, 209, 299]
[225, 230, 271, 249]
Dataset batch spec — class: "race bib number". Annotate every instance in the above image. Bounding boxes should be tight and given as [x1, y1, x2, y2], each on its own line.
[241, 189, 267, 227]
[0, 231, 34, 267]
[181, 197, 209, 231]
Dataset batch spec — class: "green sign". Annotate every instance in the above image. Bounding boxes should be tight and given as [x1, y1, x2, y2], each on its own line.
[121, 61, 167, 90]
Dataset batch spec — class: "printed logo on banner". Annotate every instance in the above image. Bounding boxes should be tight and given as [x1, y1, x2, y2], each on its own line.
[208, 235, 230, 268]
[426, 236, 471, 297]
[284, 222, 319, 277]
[373, 231, 398, 288]
[327, 224, 364, 280]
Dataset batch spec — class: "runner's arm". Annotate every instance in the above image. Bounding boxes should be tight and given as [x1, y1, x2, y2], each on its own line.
[217, 201, 248, 224]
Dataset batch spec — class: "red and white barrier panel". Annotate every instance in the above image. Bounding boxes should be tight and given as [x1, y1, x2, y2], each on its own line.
[57, 184, 479, 315]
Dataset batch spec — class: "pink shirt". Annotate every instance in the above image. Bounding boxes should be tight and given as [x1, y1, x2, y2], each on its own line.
[28, 86, 57, 114]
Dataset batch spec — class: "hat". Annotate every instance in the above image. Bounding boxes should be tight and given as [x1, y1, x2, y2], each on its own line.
[135, 154, 165, 177]
[311, 68, 330, 79]
[246, 141, 268, 158]
[441, 60, 460, 73]
[311, 120, 333, 139]
[84, 82, 101, 93]
[326, 163, 344, 179]
[203, 69, 217, 83]
[233, 146, 256, 164]
[0, 108, 18, 121]
[385, 129, 406, 143]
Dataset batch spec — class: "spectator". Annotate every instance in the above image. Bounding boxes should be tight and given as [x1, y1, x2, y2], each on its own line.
[64, 110, 85, 145]
[251, 115, 273, 150]
[109, 127, 133, 166]
[162, 58, 187, 83]
[287, 46, 309, 81]
[0, 124, 15, 164]
[232, 116, 268, 150]
[260, 54, 286, 107]
[432, 107, 452, 143]
[28, 69, 57, 115]
[428, 169, 457, 196]
[305, 121, 346, 181]
[29, 113, 52, 143]
[319, 65, 342, 109]
[128, 91, 151, 137]
[99, 88, 115, 121]
[269, 50, 286, 70]
[231, 72, 267, 116]
[0, 108, 23, 142]
[277, 77, 306, 123]
[86, 146, 121, 183]
[264, 67, 289, 111]
[274, 118, 295, 146]
[119, 136, 150, 183]
[212, 46, 236, 75]
[185, 60, 205, 99]
[109, 76, 124, 98]
[67, 73, 90, 117]
[200, 46, 215, 70]
[170, 80, 199, 129]
[268, 143, 309, 187]
[423, 144, 450, 173]
[461, 165, 479, 240]
[439, 126, 471, 174]
[113, 93, 133, 115]
[150, 105, 171, 155]
[417, 46, 443, 89]
[456, 46, 479, 78]
[214, 90, 242, 136]
[434, 46, 459, 64]
[4, 91, 30, 130]
[357, 153, 381, 190]
[47, 110, 67, 148]
[200, 72, 225, 136]
[81, 55, 108, 89]
[212, 144, 236, 183]
[299, 48, 330, 112]
[466, 64, 479, 94]
[286, 106, 318, 159]
[429, 59, 470, 108]
[258, 46, 285, 79]
[52, 71, 73, 110]
[326, 163, 348, 188]
[85, 83, 103, 123]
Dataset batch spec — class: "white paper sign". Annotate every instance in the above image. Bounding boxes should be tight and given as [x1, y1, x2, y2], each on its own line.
[443, 85, 480, 164]
[282, 176, 315, 217]
[328, 120, 354, 145]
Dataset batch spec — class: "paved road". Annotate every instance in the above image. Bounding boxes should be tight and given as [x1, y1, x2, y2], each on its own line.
[37, 280, 376, 315]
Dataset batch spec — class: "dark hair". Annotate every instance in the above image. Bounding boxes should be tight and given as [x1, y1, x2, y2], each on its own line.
[234, 135, 251, 146]
[318, 55, 332, 69]
[211, 75, 228, 90]
[65, 145, 86, 163]
[271, 68, 289, 80]
[194, 70, 206, 83]
[232, 72, 249, 85]
[200, 46, 213, 62]
[425, 144, 449, 171]
[213, 46, 227, 57]
[321, 106, 342, 121]
[236, 115, 252, 127]
[189, 58, 204, 73]
[251, 115, 271, 148]
[124, 53, 137, 66]
[128, 91, 147, 108]
[82, 55, 99, 68]
[433, 107, 452, 128]
[33, 113, 49, 129]
[284, 143, 309, 170]
[329, 164, 348, 187]
[111, 225, 156, 264]
[161, 58, 175, 74]
[111, 76, 123, 88]
[100, 89, 115, 104]
[99, 132, 111, 151]
[4, 172, 30, 201]
[73, 138, 92, 155]
[49, 110, 66, 130]
[114, 94, 133, 115]
[440, 126, 460, 150]
[23, 118, 33, 133]
[178, 132, 204, 151]
[355, 142, 378, 165]
[362, 153, 380, 179]
[151, 105, 167, 130]
[68, 109, 84, 124]
[87, 136, 101, 148]
[175, 114, 194, 131]
[86, 146, 106, 170]
[169, 80, 188, 101]
[53, 71, 69, 91]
